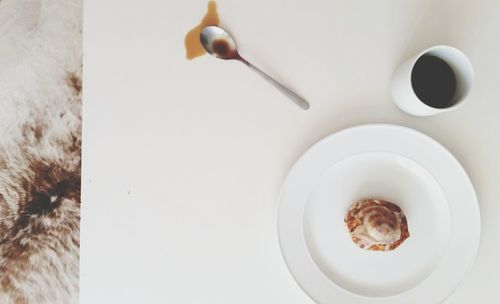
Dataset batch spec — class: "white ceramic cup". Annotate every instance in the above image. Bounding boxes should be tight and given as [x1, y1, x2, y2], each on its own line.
[391, 45, 474, 116]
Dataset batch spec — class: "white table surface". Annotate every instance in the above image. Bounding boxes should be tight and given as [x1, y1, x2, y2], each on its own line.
[81, 0, 500, 303]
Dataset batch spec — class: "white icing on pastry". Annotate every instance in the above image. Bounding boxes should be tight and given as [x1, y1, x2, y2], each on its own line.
[346, 199, 408, 251]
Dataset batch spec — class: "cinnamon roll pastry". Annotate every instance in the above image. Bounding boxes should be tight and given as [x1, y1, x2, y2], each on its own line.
[345, 199, 410, 251]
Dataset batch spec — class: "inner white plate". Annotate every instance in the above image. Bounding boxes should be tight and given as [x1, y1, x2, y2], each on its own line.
[304, 152, 450, 297]
[277, 124, 480, 304]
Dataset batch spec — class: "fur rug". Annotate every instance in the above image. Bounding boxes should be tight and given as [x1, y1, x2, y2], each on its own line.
[0, 0, 81, 303]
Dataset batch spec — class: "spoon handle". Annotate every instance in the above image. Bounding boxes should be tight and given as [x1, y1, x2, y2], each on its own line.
[243, 61, 310, 110]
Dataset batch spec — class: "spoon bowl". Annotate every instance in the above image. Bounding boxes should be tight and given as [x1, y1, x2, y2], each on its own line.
[200, 26, 238, 60]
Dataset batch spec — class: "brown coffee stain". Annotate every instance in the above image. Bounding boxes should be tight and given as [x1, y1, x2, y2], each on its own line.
[184, 1, 219, 60]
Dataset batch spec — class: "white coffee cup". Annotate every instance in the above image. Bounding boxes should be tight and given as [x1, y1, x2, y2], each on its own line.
[391, 45, 474, 116]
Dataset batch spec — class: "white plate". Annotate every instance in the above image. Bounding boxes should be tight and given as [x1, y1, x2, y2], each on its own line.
[277, 124, 480, 304]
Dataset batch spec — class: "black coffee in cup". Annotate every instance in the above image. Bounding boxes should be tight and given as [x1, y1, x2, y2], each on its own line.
[411, 55, 457, 109]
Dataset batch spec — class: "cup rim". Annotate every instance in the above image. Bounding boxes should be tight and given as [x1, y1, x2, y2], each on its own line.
[408, 45, 474, 112]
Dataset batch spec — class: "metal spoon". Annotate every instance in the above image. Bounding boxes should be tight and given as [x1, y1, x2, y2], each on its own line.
[200, 26, 310, 110]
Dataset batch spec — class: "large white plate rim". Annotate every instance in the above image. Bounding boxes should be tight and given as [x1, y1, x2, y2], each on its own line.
[277, 124, 481, 304]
